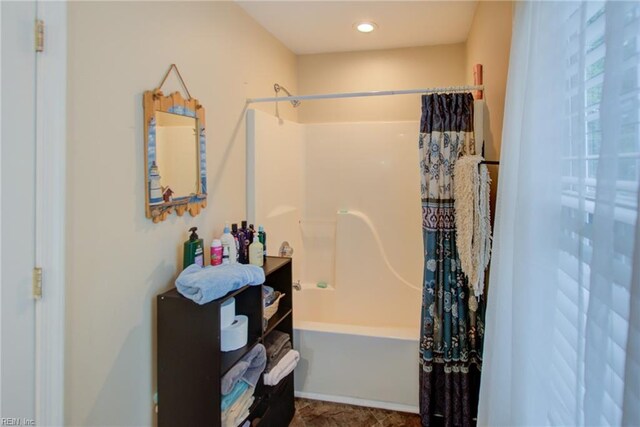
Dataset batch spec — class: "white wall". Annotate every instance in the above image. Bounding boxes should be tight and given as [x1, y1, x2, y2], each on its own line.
[249, 109, 422, 328]
[247, 109, 306, 281]
[297, 44, 467, 123]
[65, 2, 297, 425]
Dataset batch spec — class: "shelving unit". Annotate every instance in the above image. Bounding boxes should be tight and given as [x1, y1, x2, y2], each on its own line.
[157, 256, 294, 427]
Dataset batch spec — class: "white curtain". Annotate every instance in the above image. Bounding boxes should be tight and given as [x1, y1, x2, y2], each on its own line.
[478, 1, 640, 426]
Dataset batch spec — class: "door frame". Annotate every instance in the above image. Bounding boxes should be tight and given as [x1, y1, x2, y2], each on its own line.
[34, 1, 67, 425]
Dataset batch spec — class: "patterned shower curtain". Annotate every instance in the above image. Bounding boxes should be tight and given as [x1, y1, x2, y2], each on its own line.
[418, 93, 485, 427]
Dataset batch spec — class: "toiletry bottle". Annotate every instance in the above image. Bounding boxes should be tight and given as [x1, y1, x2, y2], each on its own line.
[231, 223, 240, 263]
[222, 245, 230, 265]
[210, 239, 223, 266]
[258, 225, 267, 260]
[220, 223, 237, 265]
[237, 222, 247, 264]
[183, 227, 204, 269]
[249, 232, 264, 267]
[239, 221, 250, 264]
[248, 224, 256, 244]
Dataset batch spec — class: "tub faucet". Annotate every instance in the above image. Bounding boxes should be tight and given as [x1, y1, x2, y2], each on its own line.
[292, 280, 301, 291]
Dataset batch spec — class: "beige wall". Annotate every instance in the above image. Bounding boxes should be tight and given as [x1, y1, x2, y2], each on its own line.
[297, 44, 467, 123]
[65, 2, 297, 425]
[466, 0, 513, 162]
[465, 0, 513, 215]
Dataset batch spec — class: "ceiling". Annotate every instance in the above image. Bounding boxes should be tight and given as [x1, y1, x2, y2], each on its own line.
[237, 1, 478, 55]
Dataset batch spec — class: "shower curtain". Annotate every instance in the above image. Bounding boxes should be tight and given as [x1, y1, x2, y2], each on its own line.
[418, 93, 484, 427]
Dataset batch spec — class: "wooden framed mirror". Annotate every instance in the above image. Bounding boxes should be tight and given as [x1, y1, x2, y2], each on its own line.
[143, 68, 206, 223]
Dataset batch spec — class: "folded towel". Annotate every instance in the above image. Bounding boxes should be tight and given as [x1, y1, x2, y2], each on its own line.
[221, 380, 249, 412]
[264, 331, 290, 361]
[221, 344, 266, 395]
[263, 349, 300, 386]
[265, 341, 292, 373]
[176, 264, 265, 305]
[222, 389, 254, 427]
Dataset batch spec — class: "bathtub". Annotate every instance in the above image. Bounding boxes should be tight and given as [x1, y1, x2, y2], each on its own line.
[293, 295, 420, 413]
[247, 110, 423, 412]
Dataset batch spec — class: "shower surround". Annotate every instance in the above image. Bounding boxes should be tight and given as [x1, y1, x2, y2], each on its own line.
[247, 109, 422, 411]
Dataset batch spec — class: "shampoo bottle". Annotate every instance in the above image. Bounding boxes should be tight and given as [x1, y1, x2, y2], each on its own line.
[183, 227, 204, 269]
[220, 223, 237, 265]
[249, 232, 264, 267]
[258, 225, 267, 260]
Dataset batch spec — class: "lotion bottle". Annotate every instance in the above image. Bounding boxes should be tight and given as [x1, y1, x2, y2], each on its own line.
[249, 232, 264, 267]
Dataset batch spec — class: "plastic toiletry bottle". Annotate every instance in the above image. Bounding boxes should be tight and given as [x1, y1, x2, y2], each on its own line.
[237, 223, 247, 264]
[239, 221, 250, 264]
[183, 227, 204, 269]
[222, 245, 230, 265]
[210, 239, 223, 266]
[248, 224, 256, 244]
[231, 223, 240, 263]
[220, 223, 237, 265]
[249, 232, 264, 267]
[258, 225, 267, 260]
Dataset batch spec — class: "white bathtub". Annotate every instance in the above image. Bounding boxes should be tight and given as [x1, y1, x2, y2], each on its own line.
[247, 110, 423, 412]
[293, 297, 420, 413]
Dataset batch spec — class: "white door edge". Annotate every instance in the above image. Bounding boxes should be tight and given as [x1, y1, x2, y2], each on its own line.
[34, 2, 67, 426]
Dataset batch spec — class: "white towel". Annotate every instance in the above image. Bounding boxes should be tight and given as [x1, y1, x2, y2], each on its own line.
[453, 155, 492, 302]
[263, 350, 300, 386]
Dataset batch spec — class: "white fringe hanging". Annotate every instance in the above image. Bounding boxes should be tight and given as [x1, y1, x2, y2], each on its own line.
[453, 155, 492, 302]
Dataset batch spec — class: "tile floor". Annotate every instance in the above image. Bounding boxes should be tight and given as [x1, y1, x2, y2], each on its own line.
[290, 398, 421, 427]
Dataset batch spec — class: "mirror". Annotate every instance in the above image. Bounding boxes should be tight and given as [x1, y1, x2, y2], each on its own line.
[144, 89, 207, 223]
[155, 111, 199, 196]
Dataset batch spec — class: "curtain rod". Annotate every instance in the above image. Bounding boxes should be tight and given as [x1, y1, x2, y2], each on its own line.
[246, 85, 484, 104]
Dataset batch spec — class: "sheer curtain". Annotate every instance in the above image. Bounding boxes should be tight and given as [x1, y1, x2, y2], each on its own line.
[478, 1, 640, 426]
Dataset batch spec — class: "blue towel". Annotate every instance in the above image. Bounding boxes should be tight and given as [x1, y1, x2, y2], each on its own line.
[221, 344, 266, 395]
[176, 264, 266, 305]
[221, 380, 249, 411]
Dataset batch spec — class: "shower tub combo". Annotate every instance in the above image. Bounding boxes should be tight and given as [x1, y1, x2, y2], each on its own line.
[247, 109, 423, 412]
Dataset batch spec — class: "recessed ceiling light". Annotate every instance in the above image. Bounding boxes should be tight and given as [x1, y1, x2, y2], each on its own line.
[355, 22, 377, 33]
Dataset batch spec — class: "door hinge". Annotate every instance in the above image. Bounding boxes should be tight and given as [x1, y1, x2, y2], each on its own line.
[33, 267, 43, 299]
[35, 19, 44, 53]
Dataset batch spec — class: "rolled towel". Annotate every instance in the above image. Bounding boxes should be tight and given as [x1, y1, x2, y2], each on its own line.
[262, 286, 276, 305]
[176, 264, 265, 305]
[221, 344, 266, 395]
[265, 291, 281, 307]
[265, 341, 292, 373]
[264, 331, 290, 362]
[263, 350, 300, 386]
[221, 380, 249, 412]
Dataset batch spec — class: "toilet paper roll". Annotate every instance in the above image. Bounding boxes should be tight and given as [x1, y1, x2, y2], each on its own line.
[221, 315, 248, 352]
[220, 297, 236, 329]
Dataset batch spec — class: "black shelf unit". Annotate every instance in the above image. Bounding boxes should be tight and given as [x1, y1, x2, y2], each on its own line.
[157, 256, 295, 427]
